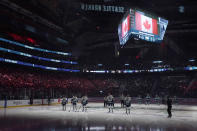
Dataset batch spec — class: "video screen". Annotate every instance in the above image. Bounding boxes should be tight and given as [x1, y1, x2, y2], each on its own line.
[118, 8, 168, 45]
[135, 11, 158, 35]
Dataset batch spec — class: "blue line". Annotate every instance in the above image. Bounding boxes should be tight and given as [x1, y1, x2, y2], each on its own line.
[0, 37, 71, 56]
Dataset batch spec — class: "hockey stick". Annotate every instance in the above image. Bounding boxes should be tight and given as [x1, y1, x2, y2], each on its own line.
[77, 105, 82, 112]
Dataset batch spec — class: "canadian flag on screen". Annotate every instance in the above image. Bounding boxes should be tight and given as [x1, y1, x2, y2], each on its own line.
[135, 12, 158, 35]
[121, 15, 130, 38]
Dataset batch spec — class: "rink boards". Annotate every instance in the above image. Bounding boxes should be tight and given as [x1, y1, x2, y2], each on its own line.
[1, 97, 197, 109]
[0, 99, 61, 108]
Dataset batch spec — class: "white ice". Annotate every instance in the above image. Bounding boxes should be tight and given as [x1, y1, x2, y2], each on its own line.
[1, 103, 197, 131]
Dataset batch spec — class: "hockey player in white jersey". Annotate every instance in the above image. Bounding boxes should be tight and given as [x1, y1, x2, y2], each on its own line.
[81, 95, 88, 112]
[107, 93, 114, 113]
[71, 95, 78, 112]
[125, 94, 132, 114]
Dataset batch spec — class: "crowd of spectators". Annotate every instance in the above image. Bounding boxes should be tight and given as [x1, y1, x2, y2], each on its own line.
[0, 67, 197, 100]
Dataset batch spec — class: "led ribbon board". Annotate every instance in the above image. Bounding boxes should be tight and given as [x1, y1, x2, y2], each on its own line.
[0, 57, 80, 72]
[0, 38, 71, 56]
[0, 47, 77, 64]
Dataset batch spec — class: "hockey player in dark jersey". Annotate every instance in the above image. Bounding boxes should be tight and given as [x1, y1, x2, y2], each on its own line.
[61, 97, 68, 111]
[48, 97, 51, 106]
[107, 93, 114, 113]
[120, 94, 125, 108]
[104, 96, 107, 107]
[137, 95, 142, 104]
[81, 95, 88, 112]
[146, 94, 151, 105]
[124, 94, 132, 114]
[167, 96, 172, 118]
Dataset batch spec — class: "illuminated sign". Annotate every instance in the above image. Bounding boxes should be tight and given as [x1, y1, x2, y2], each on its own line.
[0, 37, 71, 56]
[0, 57, 80, 72]
[81, 3, 125, 13]
[0, 47, 77, 64]
[8, 33, 37, 45]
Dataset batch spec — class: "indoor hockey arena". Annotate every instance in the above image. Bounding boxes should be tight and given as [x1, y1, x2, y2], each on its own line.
[0, 0, 197, 131]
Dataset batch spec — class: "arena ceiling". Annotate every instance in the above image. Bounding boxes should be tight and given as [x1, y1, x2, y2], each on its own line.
[6, 0, 197, 64]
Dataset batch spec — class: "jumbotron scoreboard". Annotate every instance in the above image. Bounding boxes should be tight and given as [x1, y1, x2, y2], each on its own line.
[118, 8, 168, 46]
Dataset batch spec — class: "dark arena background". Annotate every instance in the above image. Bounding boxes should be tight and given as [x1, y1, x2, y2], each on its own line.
[0, 0, 197, 131]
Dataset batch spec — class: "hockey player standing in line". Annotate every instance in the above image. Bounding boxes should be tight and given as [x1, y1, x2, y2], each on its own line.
[146, 94, 151, 105]
[120, 94, 125, 108]
[112, 96, 115, 107]
[173, 95, 178, 105]
[61, 97, 68, 111]
[107, 93, 114, 113]
[124, 94, 132, 114]
[71, 95, 78, 112]
[104, 96, 107, 107]
[167, 96, 172, 118]
[48, 96, 51, 106]
[155, 94, 160, 105]
[137, 95, 142, 104]
[81, 95, 88, 112]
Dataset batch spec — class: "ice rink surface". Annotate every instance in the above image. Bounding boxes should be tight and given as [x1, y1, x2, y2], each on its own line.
[1, 103, 197, 131]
